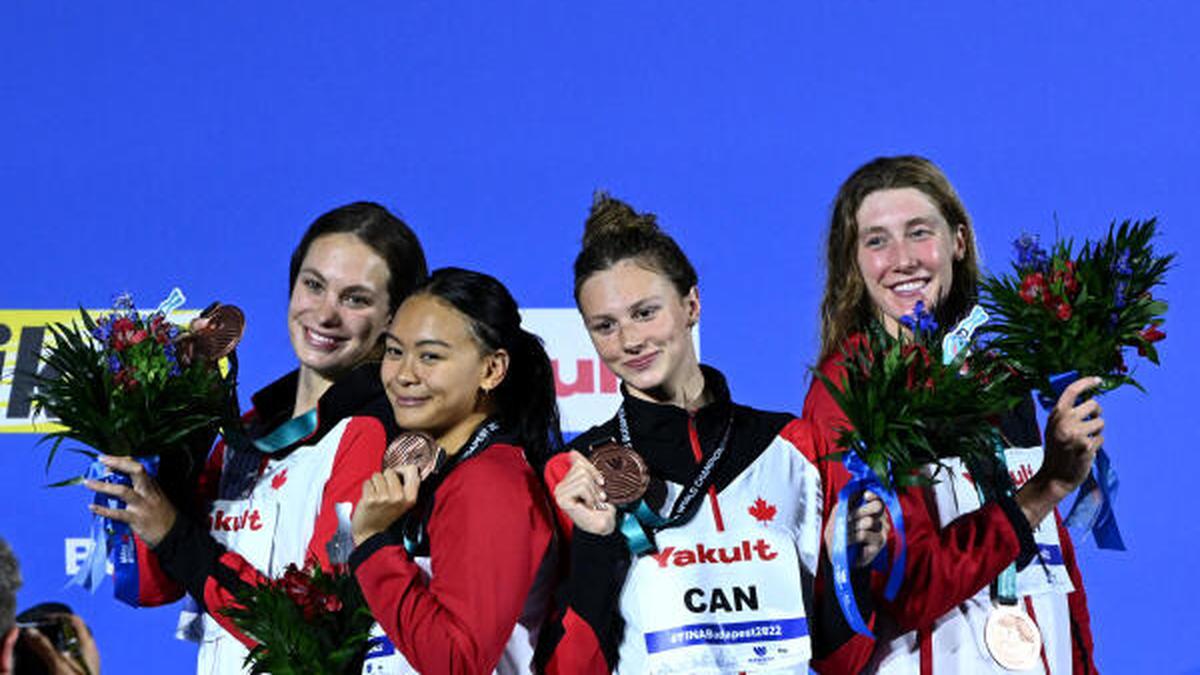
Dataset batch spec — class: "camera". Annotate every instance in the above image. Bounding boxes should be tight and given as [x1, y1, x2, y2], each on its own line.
[13, 602, 85, 675]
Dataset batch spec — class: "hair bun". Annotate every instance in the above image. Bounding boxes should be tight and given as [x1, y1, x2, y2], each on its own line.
[583, 191, 659, 246]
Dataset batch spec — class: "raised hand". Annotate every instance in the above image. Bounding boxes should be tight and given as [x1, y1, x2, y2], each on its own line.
[553, 451, 618, 536]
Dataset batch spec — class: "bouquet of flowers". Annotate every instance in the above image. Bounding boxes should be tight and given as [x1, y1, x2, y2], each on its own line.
[29, 289, 245, 599]
[979, 219, 1171, 396]
[815, 301, 1021, 636]
[32, 290, 243, 473]
[978, 219, 1172, 550]
[816, 302, 1021, 491]
[223, 560, 376, 675]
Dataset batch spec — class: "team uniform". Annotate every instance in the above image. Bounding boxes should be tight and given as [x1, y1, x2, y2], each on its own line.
[536, 366, 874, 674]
[130, 362, 395, 675]
[349, 425, 558, 674]
[805, 347, 1098, 675]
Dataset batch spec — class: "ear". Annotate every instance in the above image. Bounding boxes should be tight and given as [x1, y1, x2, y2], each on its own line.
[683, 285, 701, 328]
[952, 223, 967, 261]
[1, 626, 17, 674]
[480, 348, 510, 393]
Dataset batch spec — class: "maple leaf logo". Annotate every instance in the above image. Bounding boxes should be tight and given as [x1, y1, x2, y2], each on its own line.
[271, 469, 288, 490]
[748, 497, 776, 523]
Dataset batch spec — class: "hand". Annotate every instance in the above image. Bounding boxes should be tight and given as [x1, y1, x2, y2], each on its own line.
[1017, 376, 1104, 528]
[553, 451, 617, 536]
[351, 466, 420, 547]
[19, 614, 101, 675]
[85, 455, 177, 548]
[824, 491, 891, 568]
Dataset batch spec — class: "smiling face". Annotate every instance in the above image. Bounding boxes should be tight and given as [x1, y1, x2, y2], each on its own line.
[577, 259, 701, 404]
[287, 232, 392, 381]
[855, 187, 966, 335]
[380, 294, 507, 450]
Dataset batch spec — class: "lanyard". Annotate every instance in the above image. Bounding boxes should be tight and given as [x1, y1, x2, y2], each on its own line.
[614, 405, 734, 553]
[970, 438, 1018, 605]
[401, 419, 500, 554]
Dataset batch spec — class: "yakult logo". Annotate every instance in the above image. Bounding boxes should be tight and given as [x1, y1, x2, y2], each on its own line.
[209, 507, 264, 532]
[519, 308, 699, 433]
[650, 539, 777, 568]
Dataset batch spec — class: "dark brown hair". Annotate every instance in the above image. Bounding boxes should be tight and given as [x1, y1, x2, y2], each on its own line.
[289, 201, 428, 315]
[572, 192, 698, 302]
[819, 156, 980, 359]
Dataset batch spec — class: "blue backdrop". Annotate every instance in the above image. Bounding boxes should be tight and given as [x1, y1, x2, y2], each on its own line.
[2, 3, 1197, 673]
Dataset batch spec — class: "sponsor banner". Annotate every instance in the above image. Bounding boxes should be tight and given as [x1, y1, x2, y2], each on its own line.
[0, 309, 200, 433]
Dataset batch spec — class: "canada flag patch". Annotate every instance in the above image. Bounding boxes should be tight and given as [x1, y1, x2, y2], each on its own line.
[271, 469, 288, 490]
[748, 497, 776, 523]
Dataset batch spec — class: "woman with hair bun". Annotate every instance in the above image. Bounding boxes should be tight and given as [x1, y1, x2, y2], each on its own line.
[536, 193, 886, 674]
[349, 267, 561, 674]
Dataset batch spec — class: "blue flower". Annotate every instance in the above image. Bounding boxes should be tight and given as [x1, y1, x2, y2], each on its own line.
[1013, 233, 1049, 270]
[112, 292, 135, 310]
[1114, 279, 1128, 309]
[899, 300, 939, 335]
[1113, 251, 1133, 277]
[107, 353, 122, 374]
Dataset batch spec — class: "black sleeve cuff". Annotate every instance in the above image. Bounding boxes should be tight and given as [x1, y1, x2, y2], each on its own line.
[996, 495, 1038, 570]
[811, 551, 874, 658]
[565, 529, 630, 641]
[349, 529, 407, 573]
[151, 516, 224, 606]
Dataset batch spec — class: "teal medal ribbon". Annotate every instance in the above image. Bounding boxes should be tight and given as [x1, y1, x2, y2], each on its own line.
[610, 406, 733, 555]
[253, 409, 319, 453]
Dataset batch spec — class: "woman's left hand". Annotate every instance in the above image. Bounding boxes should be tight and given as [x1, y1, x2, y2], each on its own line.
[824, 491, 891, 568]
[85, 455, 177, 548]
[351, 465, 421, 547]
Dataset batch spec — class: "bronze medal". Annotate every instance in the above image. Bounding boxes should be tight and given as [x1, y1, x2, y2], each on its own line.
[190, 304, 246, 361]
[384, 431, 444, 480]
[984, 604, 1043, 671]
[591, 442, 649, 506]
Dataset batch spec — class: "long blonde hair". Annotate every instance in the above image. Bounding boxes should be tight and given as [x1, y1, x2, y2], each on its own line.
[819, 156, 980, 360]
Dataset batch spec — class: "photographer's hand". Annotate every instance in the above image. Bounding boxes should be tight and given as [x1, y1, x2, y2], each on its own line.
[19, 615, 100, 675]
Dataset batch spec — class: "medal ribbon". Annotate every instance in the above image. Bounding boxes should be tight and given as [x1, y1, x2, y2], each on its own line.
[969, 438, 1019, 604]
[614, 406, 734, 556]
[829, 449, 907, 637]
[402, 419, 500, 554]
[1037, 371, 1125, 550]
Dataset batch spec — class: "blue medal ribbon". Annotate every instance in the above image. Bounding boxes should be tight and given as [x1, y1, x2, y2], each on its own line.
[830, 450, 906, 637]
[71, 456, 160, 606]
[1038, 371, 1125, 550]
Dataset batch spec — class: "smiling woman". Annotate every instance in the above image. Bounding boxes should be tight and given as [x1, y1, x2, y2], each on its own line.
[83, 202, 428, 675]
[348, 267, 561, 674]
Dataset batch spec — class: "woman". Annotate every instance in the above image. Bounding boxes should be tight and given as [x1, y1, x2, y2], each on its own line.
[536, 193, 887, 674]
[86, 201, 427, 674]
[806, 155, 1103, 673]
[348, 267, 560, 674]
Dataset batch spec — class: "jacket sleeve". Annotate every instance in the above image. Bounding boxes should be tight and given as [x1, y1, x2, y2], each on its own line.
[803, 356, 1038, 633]
[534, 452, 628, 675]
[777, 418, 877, 674]
[130, 436, 230, 607]
[352, 446, 554, 674]
[1054, 510, 1098, 674]
[151, 415, 388, 648]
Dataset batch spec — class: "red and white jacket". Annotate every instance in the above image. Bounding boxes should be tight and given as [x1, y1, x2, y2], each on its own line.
[131, 363, 395, 674]
[536, 366, 875, 674]
[804, 348, 1098, 675]
[350, 434, 557, 674]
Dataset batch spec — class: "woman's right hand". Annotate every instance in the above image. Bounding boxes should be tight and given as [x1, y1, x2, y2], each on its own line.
[1017, 376, 1105, 528]
[351, 465, 421, 547]
[553, 451, 617, 536]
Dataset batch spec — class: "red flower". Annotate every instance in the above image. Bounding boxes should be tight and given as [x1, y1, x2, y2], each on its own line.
[1050, 260, 1079, 297]
[1019, 272, 1046, 304]
[1049, 298, 1073, 321]
[1137, 323, 1166, 356]
[110, 317, 149, 351]
[113, 368, 139, 391]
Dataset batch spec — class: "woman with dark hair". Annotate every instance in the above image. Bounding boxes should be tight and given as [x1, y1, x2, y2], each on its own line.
[806, 156, 1103, 673]
[86, 201, 428, 674]
[348, 267, 560, 674]
[536, 193, 886, 674]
